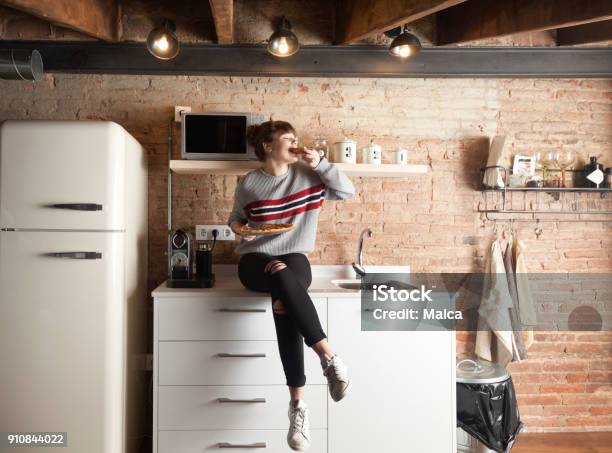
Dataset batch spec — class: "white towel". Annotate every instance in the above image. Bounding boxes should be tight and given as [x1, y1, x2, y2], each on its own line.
[504, 238, 528, 361]
[513, 238, 537, 350]
[475, 239, 514, 366]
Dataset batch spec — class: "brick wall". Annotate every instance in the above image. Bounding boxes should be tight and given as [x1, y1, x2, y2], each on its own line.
[0, 74, 610, 432]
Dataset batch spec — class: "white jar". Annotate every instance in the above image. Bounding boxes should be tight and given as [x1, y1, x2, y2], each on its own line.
[334, 138, 357, 164]
[393, 148, 409, 165]
[361, 140, 382, 165]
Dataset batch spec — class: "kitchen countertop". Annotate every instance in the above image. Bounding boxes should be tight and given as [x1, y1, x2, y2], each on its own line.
[152, 264, 410, 299]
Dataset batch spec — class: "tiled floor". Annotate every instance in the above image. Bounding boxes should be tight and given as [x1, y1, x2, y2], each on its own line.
[513, 432, 612, 453]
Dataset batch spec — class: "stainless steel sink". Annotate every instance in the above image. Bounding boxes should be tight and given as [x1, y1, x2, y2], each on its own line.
[329, 266, 412, 291]
[330, 279, 363, 290]
[331, 278, 417, 291]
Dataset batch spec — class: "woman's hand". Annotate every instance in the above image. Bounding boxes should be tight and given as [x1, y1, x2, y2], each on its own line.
[230, 221, 256, 241]
[301, 147, 321, 169]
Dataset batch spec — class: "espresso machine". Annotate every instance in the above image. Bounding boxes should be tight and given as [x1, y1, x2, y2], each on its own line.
[167, 228, 215, 288]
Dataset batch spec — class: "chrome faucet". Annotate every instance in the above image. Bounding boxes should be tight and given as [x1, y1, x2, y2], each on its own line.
[352, 228, 372, 278]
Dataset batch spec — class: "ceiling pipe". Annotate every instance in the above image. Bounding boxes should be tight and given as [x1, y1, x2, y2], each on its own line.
[0, 49, 43, 81]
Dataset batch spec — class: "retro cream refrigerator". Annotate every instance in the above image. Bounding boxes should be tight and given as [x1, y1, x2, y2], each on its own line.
[0, 120, 148, 453]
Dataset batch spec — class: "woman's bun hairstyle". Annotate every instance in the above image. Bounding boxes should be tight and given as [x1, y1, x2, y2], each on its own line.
[245, 124, 261, 151]
[246, 120, 296, 161]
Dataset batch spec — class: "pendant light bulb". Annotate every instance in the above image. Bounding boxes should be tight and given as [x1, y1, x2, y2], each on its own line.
[267, 16, 299, 57]
[277, 37, 290, 55]
[389, 26, 421, 59]
[147, 20, 180, 60]
[154, 36, 169, 52]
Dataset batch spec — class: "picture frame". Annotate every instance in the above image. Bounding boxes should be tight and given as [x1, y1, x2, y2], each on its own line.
[512, 154, 536, 176]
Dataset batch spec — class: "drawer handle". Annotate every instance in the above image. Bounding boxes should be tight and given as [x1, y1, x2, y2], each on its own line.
[218, 397, 266, 403]
[217, 353, 267, 358]
[218, 442, 266, 449]
[219, 308, 267, 313]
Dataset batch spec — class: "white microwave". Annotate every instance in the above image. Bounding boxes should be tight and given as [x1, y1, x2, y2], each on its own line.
[181, 112, 264, 160]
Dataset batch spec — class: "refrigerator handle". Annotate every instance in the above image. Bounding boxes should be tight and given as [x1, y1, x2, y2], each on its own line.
[43, 252, 102, 260]
[48, 203, 103, 211]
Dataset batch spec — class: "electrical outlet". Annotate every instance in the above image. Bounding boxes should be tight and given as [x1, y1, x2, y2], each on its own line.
[195, 224, 236, 241]
[174, 105, 191, 122]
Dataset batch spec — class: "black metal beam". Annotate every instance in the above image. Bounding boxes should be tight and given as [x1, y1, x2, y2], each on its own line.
[1, 41, 611, 78]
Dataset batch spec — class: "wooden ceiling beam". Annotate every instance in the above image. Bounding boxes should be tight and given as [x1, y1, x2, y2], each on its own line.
[209, 0, 233, 44]
[557, 20, 612, 46]
[334, 0, 467, 45]
[0, 0, 119, 42]
[436, 0, 612, 46]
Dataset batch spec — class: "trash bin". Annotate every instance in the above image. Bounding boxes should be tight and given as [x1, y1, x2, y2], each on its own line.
[456, 358, 523, 453]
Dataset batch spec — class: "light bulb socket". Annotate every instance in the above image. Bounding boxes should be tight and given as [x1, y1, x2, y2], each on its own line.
[163, 19, 177, 33]
[278, 16, 292, 31]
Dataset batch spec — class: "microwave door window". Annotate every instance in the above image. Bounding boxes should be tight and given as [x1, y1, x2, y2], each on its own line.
[216, 121, 227, 152]
[184, 115, 247, 156]
[223, 117, 246, 153]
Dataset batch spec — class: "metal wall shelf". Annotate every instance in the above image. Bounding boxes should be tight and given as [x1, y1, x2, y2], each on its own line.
[477, 166, 612, 223]
[482, 187, 612, 193]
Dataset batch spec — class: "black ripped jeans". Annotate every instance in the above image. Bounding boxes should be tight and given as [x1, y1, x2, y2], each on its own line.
[238, 252, 327, 387]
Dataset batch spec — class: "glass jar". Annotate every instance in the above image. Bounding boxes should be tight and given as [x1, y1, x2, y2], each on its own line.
[312, 137, 329, 160]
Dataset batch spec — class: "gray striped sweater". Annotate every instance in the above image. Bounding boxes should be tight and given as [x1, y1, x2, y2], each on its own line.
[227, 158, 355, 256]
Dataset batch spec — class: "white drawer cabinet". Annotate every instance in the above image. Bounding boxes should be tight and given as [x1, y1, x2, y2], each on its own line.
[153, 293, 329, 453]
[158, 297, 327, 341]
[153, 286, 456, 453]
[158, 385, 327, 430]
[158, 430, 327, 453]
[159, 341, 326, 385]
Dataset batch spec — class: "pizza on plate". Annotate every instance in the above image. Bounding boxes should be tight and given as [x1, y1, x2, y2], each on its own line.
[241, 223, 294, 235]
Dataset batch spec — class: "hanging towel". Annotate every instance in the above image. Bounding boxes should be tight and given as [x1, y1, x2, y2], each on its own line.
[504, 239, 529, 361]
[475, 240, 515, 366]
[513, 239, 537, 350]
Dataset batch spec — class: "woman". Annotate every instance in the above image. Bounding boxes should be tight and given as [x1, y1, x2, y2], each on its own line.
[228, 120, 355, 451]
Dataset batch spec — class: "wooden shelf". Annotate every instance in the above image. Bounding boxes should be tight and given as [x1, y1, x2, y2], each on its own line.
[170, 160, 260, 175]
[170, 160, 428, 177]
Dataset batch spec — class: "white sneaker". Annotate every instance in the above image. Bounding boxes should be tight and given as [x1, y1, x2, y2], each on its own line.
[287, 399, 310, 451]
[322, 355, 351, 402]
